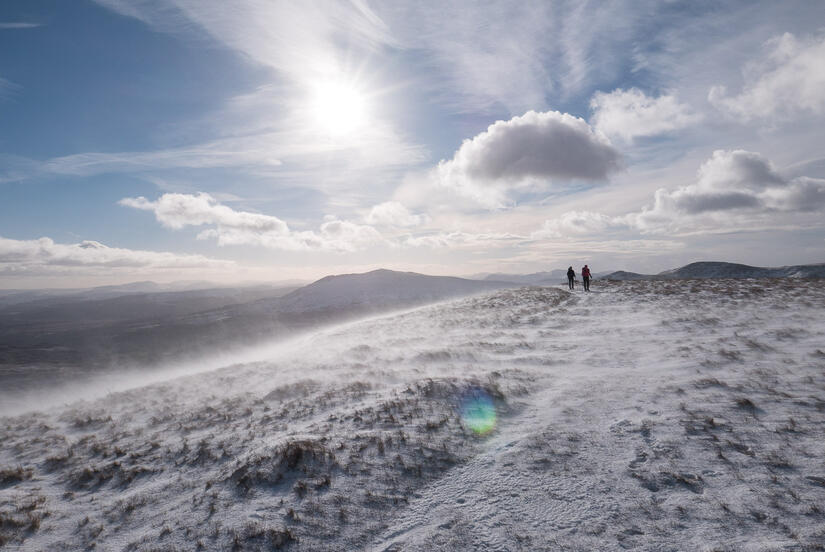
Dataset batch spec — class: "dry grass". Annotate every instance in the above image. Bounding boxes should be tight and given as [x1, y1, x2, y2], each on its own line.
[0, 465, 33, 487]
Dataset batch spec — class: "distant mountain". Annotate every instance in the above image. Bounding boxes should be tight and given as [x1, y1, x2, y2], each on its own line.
[602, 261, 825, 281]
[599, 270, 652, 281]
[276, 269, 516, 313]
[0, 284, 302, 377]
[0, 279, 307, 307]
[480, 270, 569, 285]
[658, 261, 825, 279]
[0, 268, 518, 391]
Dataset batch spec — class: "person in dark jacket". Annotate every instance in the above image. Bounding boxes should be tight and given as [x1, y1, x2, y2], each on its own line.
[567, 266, 575, 290]
[581, 264, 591, 292]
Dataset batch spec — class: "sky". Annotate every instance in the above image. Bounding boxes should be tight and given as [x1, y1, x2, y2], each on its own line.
[1, 0, 824, 288]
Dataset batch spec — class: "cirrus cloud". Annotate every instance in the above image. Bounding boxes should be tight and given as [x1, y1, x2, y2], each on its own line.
[709, 32, 825, 121]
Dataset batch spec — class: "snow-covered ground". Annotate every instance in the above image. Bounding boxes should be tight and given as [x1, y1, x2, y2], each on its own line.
[2, 279, 824, 550]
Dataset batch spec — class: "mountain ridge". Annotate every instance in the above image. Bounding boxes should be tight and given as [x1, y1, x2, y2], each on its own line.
[274, 268, 517, 312]
[602, 261, 825, 281]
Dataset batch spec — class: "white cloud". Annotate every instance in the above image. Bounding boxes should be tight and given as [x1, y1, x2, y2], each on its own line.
[401, 231, 524, 249]
[372, 1, 667, 114]
[589, 88, 700, 141]
[53, 2, 425, 192]
[536, 150, 825, 238]
[94, 0, 394, 82]
[0, 77, 21, 100]
[121, 192, 538, 253]
[41, 137, 283, 177]
[709, 32, 825, 121]
[34, 121, 425, 193]
[436, 110, 621, 208]
[365, 201, 428, 228]
[120, 193, 387, 252]
[373, 3, 555, 114]
[533, 211, 630, 239]
[119, 193, 289, 232]
[93, 1, 657, 117]
[0, 22, 41, 29]
[0, 236, 232, 272]
[43, 131, 301, 176]
[758, 176, 825, 213]
[314, 217, 386, 253]
[633, 150, 825, 231]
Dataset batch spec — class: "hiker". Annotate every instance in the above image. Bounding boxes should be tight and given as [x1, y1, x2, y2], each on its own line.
[582, 264, 592, 292]
[567, 266, 575, 290]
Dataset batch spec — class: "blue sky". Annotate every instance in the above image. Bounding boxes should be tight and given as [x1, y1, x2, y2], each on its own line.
[1, 0, 824, 287]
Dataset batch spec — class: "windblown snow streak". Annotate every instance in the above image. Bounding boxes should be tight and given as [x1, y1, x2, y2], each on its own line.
[1, 281, 824, 550]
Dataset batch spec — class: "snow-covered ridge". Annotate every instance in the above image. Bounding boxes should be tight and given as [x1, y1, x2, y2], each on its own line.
[2, 280, 824, 550]
[603, 260, 825, 280]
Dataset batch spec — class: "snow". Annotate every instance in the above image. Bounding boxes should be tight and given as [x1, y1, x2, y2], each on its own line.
[1, 278, 825, 550]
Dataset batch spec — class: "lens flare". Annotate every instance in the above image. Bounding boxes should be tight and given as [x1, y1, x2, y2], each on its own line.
[459, 388, 497, 435]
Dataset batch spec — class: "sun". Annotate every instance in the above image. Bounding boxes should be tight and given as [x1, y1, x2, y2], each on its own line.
[309, 80, 368, 136]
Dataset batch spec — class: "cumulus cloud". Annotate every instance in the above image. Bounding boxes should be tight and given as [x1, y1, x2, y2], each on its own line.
[634, 150, 825, 231]
[709, 32, 825, 121]
[365, 201, 429, 228]
[314, 218, 386, 252]
[436, 110, 621, 208]
[589, 88, 700, 141]
[120, 193, 386, 252]
[0, 236, 232, 273]
[537, 150, 825, 237]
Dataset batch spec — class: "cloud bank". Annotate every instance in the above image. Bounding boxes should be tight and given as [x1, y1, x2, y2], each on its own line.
[0, 236, 232, 274]
[436, 110, 621, 208]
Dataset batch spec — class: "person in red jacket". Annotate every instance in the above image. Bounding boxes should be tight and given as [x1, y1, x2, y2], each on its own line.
[581, 264, 592, 292]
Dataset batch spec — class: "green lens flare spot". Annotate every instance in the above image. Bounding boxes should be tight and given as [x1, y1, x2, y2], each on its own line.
[460, 392, 497, 435]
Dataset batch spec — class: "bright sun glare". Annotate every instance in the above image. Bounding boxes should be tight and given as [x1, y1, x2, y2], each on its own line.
[310, 81, 368, 136]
